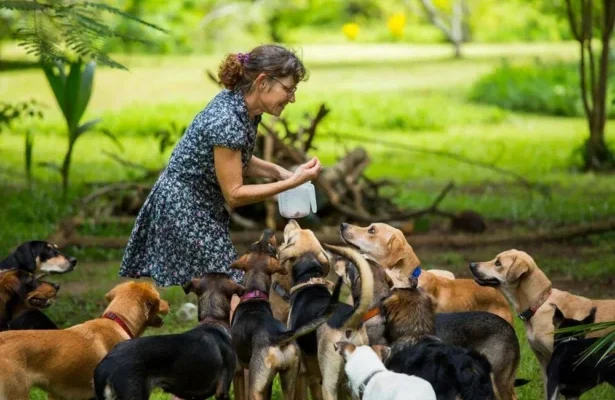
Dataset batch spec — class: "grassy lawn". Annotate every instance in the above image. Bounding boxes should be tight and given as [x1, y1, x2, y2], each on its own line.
[1, 42, 614, 399]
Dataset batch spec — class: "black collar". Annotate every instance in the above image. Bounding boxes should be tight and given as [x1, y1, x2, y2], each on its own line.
[357, 370, 383, 399]
[272, 281, 290, 301]
[553, 336, 578, 351]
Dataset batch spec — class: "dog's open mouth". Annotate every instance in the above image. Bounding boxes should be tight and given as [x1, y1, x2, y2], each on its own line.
[28, 297, 53, 308]
[473, 276, 501, 287]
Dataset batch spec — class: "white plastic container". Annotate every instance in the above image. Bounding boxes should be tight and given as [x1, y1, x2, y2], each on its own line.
[278, 182, 317, 219]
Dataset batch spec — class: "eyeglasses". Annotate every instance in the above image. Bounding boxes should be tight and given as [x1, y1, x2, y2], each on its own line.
[269, 76, 297, 97]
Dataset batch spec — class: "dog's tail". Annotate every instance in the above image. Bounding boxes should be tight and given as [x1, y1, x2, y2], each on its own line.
[274, 276, 343, 346]
[514, 378, 531, 387]
[324, 244, 374, 330]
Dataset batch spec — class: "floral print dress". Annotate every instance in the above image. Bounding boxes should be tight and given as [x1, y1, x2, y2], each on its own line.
[119, 89, 260, 286]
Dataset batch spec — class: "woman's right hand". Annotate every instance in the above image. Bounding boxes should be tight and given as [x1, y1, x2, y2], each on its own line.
[291, 157, 322, 186]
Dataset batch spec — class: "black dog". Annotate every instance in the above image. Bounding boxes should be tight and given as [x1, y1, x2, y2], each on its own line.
[0, 241, 77, 274]
[547, 305, 615, 400]
[386, 335, 496, 400]
[94, 273, 242, 400]
[0, 269, 59, 330]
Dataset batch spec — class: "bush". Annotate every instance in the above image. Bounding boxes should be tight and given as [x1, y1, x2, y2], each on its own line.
[469, 60, 615, 118]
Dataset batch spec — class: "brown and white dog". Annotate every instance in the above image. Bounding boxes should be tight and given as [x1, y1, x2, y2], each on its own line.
[469, 249, 615, 376]
[340, 222, 514, 325]
[0, 281, 169, 400]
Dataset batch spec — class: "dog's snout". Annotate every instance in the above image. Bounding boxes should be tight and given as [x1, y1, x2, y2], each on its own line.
[52, 282, 60, 291]
[69, 257, 77, 267]
[469, 262, 477, 271]
[340, 223, 348, 232]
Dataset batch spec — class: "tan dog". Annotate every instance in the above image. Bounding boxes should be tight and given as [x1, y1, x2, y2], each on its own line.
[0, 281, 169, 400]
[340, 222, 514, 325]
[469, 249, 615, 374]
[280, 220, 374, 400]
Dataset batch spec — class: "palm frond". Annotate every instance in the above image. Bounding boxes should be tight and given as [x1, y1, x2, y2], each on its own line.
[0, 0, 50, 11]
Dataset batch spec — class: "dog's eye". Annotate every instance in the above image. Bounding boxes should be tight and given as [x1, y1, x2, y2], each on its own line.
[495, 259, 501, 267]
[368, 226, 375, 234]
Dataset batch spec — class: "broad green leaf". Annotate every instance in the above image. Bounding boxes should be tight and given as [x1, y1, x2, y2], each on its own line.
[75, 118, 101, 137]
[65, 60, 84, 133]
[73, 61, 96, 130]
[41, 61, 68, 122]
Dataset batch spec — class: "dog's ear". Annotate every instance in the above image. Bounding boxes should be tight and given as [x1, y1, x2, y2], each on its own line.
[229, 255, 248, 271]
[583, 306, 597, 325]
[371, 345, 391, 362]
[551, 304, 565, 327]
[225, 281, 246, 297]
[182, 278, 201, 295]
[385, 235, 405, 267]
[105, 286, 119, 303]
[14, 242, 38, 273]
[334, 341, 354, 357]
[266, 260, 287, 276]
[505, 256, 530, 282]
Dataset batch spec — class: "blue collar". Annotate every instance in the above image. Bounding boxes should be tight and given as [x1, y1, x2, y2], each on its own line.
[411, 266, 422, 278]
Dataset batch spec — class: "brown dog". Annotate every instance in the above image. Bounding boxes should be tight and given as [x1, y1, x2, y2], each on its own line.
[0, 281, 169, 400]
[0, 269, 59, 328]
[340, 222, 514, 325]
[280, 220, 374, 400]
[469, 249, 615, 376]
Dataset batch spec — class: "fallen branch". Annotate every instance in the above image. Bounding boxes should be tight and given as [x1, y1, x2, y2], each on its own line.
[49, 219, 615, 250]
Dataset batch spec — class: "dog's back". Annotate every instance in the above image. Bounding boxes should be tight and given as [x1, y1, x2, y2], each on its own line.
[386, 336, 496, 400]
[343, 345, 436, 400]
[547, 306, 615, 399]
[95, 324, 235, 400]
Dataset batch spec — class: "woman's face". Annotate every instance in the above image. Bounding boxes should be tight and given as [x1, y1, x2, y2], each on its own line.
[258, 75, 297, 117]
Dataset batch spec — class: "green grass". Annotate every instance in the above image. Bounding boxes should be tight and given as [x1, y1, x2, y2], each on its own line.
[1, 42, 614, 399]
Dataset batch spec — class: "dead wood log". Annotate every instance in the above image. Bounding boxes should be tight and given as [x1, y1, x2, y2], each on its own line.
[48, 219, 615, 250]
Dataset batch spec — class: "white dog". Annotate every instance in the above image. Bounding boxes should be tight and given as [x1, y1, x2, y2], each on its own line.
[335, 341, 436, 400]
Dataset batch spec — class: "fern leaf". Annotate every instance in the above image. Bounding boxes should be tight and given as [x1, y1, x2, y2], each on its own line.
[81, 2, 168, 33]
[0, 0, 50, 11]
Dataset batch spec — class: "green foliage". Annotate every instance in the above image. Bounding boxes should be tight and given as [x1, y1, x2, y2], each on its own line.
[469, 60, 615, 118]
[41, 60, 120, 193]
[0, 0, 167, 69]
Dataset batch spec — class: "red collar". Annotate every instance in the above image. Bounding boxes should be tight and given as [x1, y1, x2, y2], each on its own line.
[103, 312, 134, 339]
[239, 290, 269, 303]
[518, 289, 552, 322]
[362, 306, 381, 322]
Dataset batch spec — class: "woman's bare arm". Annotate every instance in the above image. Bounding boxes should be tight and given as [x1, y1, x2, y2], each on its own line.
[214, 147, 320, 209]
[244, 155, 292, 180]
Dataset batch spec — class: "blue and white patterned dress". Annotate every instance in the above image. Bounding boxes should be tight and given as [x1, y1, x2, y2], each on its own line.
[119, 89, 260, 286]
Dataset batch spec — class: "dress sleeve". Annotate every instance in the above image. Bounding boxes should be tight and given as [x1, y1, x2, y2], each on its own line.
[207, 112, 246, 151]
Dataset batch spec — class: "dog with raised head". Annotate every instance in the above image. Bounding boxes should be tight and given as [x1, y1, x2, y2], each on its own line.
[0, 241, 77, 274]
[469, 249, 615, 376]
[335, 341, 436, 400]
[94, 273, 242, 400]
[340, 222, 513, 325]
[280, 219, 374, 400]
[0, 281, 169, 400]
[337, 224, 525, 400]
[0, 269, 60, 330]
[230, 229, 342, 400]
[546, 305, 615, 400]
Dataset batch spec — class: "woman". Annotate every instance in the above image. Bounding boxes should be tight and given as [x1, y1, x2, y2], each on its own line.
[119, 44, 321, 289]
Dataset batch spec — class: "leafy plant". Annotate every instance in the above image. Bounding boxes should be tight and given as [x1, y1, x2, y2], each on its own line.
[555, 320, 615, 367]
[0, 99, 44, 185]
[0, 0, 168, 70]
[41, 59, 120, 194]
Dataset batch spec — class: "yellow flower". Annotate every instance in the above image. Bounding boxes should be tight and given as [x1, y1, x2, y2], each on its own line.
[387, 12, 406, 39]
[342, 23, 360, 41]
